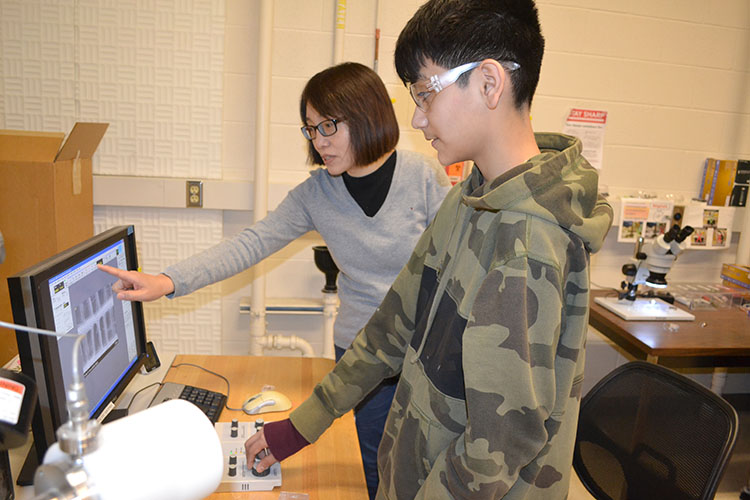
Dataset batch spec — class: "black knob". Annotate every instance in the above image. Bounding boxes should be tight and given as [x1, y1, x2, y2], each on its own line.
[231, 419, 239, 437]
[622, 263, 637, 276]
[252, 463, 271, 477]
[228, 455, 237, 477]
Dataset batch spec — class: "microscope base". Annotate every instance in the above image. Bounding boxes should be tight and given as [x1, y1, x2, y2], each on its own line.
[594, 296, 695, 321]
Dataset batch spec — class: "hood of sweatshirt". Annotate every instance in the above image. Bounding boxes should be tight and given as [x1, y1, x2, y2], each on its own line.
[462, 132, 613, 253]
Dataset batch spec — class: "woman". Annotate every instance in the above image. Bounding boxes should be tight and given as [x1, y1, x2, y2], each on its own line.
[99, 62, 450, 499]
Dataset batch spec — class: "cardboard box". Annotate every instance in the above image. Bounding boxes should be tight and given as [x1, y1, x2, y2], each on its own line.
[0, 122, 108, 363]
[720, 263, 750, 290]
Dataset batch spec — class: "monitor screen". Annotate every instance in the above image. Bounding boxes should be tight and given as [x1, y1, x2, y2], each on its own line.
[7, 225, 148, 483]
[48, 238, 140, 413]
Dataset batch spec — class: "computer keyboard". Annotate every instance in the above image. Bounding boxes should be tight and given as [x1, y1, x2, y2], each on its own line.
[149, 382, 226, 423]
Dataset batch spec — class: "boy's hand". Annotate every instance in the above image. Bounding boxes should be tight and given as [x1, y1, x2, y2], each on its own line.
[244, 428, 278, 474]
[97, 264, 175, 302]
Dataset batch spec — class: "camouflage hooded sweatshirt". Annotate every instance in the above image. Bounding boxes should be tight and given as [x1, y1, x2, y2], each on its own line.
[290, 133, 613, 499]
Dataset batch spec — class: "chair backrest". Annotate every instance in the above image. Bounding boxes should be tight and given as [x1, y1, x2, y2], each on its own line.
[573, 361, 738, 500]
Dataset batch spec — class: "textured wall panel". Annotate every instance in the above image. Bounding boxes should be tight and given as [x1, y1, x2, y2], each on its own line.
[0, 0, 223, 179]
[1, 0, 226, 355]
[94, 206, 223, 355]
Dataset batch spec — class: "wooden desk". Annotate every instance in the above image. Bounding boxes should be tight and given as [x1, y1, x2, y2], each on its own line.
[589, 290, 750, 368]
[164, 355, 368, 500]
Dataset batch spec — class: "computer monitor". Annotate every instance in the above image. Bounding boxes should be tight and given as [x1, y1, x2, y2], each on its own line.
[7, 225, 148, 484]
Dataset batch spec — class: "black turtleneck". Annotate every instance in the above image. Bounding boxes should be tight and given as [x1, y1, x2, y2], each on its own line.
[342, 151, 397, 217]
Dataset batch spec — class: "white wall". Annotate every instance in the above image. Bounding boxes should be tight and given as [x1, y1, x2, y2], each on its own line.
[1, 0, 748, 387]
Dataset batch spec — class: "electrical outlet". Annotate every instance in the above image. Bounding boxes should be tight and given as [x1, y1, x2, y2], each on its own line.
[186, 180, 203, 208]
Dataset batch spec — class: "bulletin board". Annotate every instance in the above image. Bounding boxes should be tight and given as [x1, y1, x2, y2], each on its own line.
[618, 198, 734, 250]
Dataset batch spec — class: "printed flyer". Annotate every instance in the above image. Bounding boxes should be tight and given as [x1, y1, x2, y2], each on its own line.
[562, 108, 607, 170]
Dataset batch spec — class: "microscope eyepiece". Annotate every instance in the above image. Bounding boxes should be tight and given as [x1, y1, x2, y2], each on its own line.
[663, 224, 680, 243]
[675, 225, 694, 243]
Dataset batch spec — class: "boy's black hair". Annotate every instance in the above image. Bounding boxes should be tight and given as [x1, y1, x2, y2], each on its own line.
[395, 0, 545, 109]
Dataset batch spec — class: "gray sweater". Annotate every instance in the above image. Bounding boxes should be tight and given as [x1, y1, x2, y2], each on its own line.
[164, 150, 451, 348]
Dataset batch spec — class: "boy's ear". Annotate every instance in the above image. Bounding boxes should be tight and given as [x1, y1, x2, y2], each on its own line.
[477, 59, 507, 110]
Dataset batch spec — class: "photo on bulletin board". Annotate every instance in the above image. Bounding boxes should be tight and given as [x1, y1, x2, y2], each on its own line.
[682, 200, 735, 250]
[620, 220, 643, 240]
[713, 228, 728, 247]
[617, 198, 674, 243]
[703, 209, 719, 228]
[644, 221, 667, 239]
[691, 228, 707, 246]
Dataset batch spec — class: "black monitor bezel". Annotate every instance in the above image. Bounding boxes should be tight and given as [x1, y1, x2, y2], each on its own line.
[8, 225, 148, 474]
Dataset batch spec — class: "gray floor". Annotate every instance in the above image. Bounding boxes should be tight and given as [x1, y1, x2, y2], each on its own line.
[569, 393, 750, 500]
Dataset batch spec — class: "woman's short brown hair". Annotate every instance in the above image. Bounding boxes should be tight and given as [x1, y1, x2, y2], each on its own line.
[300, 62, 399, 166]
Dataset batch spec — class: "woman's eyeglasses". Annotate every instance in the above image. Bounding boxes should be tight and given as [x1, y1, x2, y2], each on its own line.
[301, 118, 339, 140]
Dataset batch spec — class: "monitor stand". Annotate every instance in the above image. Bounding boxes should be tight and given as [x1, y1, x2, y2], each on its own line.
[101, 408, 129, 424]
[0, 451, 13, 498]
[594, 296, 695, 321]
[16, 447, 38, 486]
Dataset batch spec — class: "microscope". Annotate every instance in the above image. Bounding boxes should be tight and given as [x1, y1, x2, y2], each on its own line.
[595, 223, 696, 321]
[618, 224, 694, 302]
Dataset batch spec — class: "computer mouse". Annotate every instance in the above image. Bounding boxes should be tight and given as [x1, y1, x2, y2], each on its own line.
[242, 390, 292, 415]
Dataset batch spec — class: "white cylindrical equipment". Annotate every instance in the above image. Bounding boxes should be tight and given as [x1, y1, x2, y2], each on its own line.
[40, 400, 223, 500]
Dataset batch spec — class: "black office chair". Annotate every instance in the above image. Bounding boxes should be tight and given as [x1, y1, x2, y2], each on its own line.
[573, 361, 738, 500]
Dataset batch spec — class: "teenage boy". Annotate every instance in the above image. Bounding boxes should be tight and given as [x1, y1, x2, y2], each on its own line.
[246, 0, 613, 498]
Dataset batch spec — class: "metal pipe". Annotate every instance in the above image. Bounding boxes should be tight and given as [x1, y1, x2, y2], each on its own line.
[333, 0, 346, 64]
[321, 293, 339, 360]
[249, 0, 274, 356]
[373, 0, 382, 73]
[257, 335, 315, 358]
